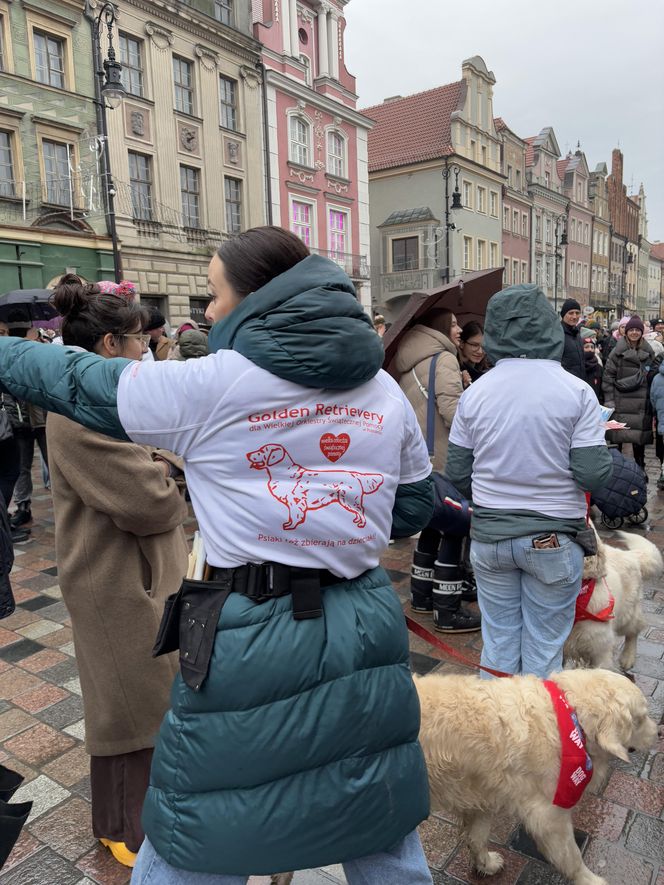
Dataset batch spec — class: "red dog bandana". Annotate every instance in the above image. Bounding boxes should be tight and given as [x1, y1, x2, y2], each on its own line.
[543, 680, 593, 807]
[574, 578, 615, 624]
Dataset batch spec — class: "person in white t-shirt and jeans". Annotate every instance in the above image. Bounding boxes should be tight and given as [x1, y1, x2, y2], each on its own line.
[445, 284, 613, 677]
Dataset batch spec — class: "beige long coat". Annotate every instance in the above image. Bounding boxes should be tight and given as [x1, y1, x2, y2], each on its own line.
[394, 325, 464, 472]
[47, 415, 189, 756]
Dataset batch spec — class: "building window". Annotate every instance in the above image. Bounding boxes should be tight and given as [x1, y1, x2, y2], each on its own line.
[462, 180, 472, 210]
[128, 151, 153, 220]
[224, 177, 242, 234]
[34, 32, 65, 88]
[291, 199, 313, 245]
[570, 219, 577, 242]
[392, 236, 418, 271]
[180, 165, 200, 229]
[0, 16, 6, 72]
[489, 242, 498, 267]
[507, 164, 513, 187]
[546, 259, 552, 285]
[0, 131, 15, 197]
[300, 54, 312, 86]
[515, 169, 521, 190]
[545, 217, 552, 244]
[470, 139, 476, 161]
[544, 171, 550, 188]
[583, 264, 588, 287]
[173, 57, 194, 115]
[570, 263, 576, 286]
[477, 239, 485, 271]
[584, 223, 589, 245]
[328, 208, 348, 256]
[512, 259, 519, 282]
[327, 131, 345, 178]
[289, 116, 310, 166]
[119, 33, 143, 97]
[503, 206, 509, 230]
[521, 213, 528, 237]
[481, 145, 487, 166]
[214, 0, 233, 25]
[535, 213, 541, 241]
[521, 261, 527, 283]
[42, 139, 71, 205]
[512, 210, 519, 234]
[490, 191, 498, 217]
[476, 186, 486, 214]
[504, 258, 509, 283]
[536, 258, 542, 284]
[219, 76, 237, 131]
[464, 236, 472, 271]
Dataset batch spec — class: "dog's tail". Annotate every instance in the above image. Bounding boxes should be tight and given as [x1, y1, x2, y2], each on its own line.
[614, 531, 664, 580]
[354, 473, 384, 494]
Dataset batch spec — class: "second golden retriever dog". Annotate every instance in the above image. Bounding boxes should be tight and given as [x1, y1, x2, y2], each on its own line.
[564, 528, 662, 670]
[416, 668, 657, 885]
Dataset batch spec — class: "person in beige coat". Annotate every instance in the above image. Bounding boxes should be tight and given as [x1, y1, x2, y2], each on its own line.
[394, 309, 481, 634]
[48, 275, 189, 869]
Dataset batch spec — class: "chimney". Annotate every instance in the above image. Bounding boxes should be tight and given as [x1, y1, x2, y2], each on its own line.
[611, 148, 623, 184]
[383, 95, 403, 104]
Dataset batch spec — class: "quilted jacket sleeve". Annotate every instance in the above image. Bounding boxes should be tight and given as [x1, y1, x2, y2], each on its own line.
[390, 476, 434, 539]
[0, 338, 130, 440]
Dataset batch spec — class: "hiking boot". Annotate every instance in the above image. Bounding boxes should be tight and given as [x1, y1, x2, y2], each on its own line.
[10, 504, 32, 529]
[410, 549, 436, 612]
[10, 527, 30, 544]
[432, 559, 481, 633]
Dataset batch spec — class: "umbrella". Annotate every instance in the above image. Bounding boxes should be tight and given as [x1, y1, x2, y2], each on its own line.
[382, 267, 504, 377]
[0, 289, 58, 323]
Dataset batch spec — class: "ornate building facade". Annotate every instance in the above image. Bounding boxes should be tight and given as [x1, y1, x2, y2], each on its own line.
[588, 162, 611, 315]
[253, 0, 372, 311]
[557, 148, 593, 309]
[495, 118, 532, 289]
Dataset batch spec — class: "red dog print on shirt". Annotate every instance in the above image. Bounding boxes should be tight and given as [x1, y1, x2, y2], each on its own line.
[246, 443, 384, 530]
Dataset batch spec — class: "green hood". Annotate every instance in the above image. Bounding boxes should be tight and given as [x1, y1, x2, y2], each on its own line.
[483, 284, 564, 364]
[207, 254, 383, 389]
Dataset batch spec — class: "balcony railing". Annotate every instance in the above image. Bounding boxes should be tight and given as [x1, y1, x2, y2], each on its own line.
[309, 247, 370, 280]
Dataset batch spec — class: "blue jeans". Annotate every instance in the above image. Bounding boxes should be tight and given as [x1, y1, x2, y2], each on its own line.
[470, 533, 583, 677]
[130, 833, 433, 885]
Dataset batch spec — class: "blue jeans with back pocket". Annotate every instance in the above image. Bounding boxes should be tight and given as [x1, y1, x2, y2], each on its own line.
[469, 533, 583, 677]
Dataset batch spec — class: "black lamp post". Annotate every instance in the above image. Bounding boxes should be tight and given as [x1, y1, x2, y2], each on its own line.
[553, 210, 568, 314]
[442, 157, 463, 284]
[87, 1, 125, 282]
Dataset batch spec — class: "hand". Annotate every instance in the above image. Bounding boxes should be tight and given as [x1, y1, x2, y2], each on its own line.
[461, 370, 472, 389]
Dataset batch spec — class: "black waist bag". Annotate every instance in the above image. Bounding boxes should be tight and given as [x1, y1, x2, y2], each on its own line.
[152, 578, 232, 692]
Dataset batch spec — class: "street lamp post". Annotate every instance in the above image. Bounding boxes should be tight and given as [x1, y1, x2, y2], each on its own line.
[619, 241, 634, 319]
[87, 1, 125, 283]
[552, 210, 568, 314]
[441, 157, 463, 284]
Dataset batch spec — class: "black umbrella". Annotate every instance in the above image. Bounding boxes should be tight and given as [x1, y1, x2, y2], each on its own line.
[0, 289, 58, 322]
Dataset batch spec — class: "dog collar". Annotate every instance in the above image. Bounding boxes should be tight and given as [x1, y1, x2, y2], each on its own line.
[575, 578, 615, 623]
[543, 680, 593, 808]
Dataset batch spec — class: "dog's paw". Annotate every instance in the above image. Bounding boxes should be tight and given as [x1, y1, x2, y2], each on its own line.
[475, 851, 504, 876]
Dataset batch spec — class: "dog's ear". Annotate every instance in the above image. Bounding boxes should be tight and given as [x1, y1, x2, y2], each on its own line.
[594, 707, 631, 762]
[266, 445, 284, 466]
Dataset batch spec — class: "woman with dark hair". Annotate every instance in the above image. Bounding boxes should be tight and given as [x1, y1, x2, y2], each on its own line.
[0, 230, 435, 884]
[459, 321, 488, 384]
[40, 275, 189, 868]
[393, 308, 481, 634]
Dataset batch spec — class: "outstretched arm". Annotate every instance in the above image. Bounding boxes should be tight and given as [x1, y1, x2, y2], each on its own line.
[0, 338, 130, 440]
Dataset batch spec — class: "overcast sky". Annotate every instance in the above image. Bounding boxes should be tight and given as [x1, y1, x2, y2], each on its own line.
[345, 0, 664, 243]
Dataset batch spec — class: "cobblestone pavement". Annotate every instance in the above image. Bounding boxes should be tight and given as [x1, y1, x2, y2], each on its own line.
[2, 457, 664, 885]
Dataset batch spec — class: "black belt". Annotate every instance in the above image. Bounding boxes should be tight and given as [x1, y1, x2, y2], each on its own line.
[153, 563, 339, 692]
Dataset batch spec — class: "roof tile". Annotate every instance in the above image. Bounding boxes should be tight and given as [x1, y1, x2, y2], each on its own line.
[362, 81, 464, 173]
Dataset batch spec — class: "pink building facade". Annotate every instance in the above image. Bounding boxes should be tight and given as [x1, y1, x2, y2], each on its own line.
[558, 151, 593, 309]
[253, 0, 373, 308]
[495, 119, 532, 288]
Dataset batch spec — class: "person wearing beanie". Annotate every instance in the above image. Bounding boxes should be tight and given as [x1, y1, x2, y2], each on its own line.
[560, 298, 585, 381]
[144, 308, 173, 361]
[445, 284, 612, 677]
[603, 314, 662, 472]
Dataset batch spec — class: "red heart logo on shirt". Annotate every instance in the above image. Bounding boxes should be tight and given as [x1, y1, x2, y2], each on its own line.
[320, 433, 350, 462]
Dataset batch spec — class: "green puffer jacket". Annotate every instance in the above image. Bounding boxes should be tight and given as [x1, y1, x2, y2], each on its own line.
[0, 254, 433, 875]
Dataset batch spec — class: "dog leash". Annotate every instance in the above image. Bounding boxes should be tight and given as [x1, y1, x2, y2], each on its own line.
[405, 614, 512, 678]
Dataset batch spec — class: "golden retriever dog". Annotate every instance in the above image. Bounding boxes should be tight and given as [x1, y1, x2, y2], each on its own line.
[416, 668, 657, 885]
[564, 528, 662, 671]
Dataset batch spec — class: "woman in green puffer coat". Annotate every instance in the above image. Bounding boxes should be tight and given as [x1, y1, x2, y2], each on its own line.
[0, 227, 435, 884]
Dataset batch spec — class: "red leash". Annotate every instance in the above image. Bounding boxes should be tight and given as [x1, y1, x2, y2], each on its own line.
[405, 614, 512, 678]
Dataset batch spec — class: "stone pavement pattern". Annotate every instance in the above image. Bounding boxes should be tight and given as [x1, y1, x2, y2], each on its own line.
[1, 457, 664, 885]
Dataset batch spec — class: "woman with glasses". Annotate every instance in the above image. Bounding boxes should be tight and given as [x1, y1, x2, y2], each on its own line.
[45, 275, 189, 868]
[459, 321, 489, 386]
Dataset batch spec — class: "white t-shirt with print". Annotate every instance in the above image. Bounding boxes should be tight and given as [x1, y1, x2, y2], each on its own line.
[117, 351, 431, 579]
[448, 358, 606, 519]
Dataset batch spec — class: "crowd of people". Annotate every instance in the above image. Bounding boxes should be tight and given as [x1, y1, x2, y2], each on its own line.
[0, 239, 661, 882]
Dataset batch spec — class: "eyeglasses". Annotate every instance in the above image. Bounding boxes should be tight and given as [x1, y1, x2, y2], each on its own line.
[464, 342, 484, 351]
[121, 333, 151, 349]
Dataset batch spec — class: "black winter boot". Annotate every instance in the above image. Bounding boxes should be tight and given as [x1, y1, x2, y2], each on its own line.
[432, 558, 481, 633]
[410, 549, 436, 612]
[10, 504, 31, 529]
